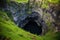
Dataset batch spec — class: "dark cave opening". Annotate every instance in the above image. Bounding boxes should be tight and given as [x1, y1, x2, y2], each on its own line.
[22, 19, 42, 35]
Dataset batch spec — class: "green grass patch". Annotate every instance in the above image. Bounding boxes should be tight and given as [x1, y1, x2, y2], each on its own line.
[14, 0, 28, 3]
[0, 11, 41, 40]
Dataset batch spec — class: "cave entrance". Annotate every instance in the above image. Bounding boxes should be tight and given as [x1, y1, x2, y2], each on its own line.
[23, 19, 42, 35]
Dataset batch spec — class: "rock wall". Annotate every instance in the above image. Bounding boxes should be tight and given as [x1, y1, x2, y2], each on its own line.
[29, 0, 60, 33]
[2, 0, 60, 35]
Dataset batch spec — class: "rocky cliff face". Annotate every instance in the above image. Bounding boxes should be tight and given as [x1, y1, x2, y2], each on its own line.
[4, 0, 60, 35]
[2, 1, 48, 35]
[28, 0, 60, 33]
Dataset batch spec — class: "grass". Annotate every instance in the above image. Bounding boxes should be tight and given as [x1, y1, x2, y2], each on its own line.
[43, 31, 60, 40]
[0, 10, 60, 40]
[48, 0, 59, 4]
[13, 0, 28, 3]
[41, 0, 59, 9]
[0, 10, 41, 40]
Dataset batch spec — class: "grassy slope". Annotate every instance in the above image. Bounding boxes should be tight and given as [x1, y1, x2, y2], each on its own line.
[43, 31, 60, 40]
[0, 10, 60, 40]
[0, 11, 42, 40]
[13, 0, 28, 3]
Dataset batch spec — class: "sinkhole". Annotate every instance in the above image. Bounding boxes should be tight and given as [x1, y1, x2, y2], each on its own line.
[22, 19, 42, 35]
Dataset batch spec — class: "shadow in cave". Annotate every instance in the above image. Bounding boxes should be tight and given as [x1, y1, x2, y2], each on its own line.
[22, 19, 42, 35]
